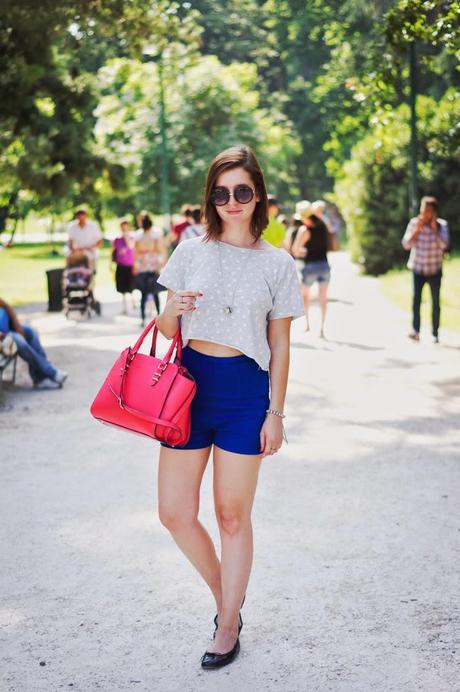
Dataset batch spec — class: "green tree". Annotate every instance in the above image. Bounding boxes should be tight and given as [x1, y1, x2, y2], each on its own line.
[94, 55, 301, 215]
[0, 0, 199, 229]
[335, 90, 459, 274]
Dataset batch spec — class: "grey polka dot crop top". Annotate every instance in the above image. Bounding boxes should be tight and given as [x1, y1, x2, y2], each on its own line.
[157, 237, 304, 370]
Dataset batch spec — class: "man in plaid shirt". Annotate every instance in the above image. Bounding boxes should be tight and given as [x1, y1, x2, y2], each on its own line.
[402, 196, 450, 343]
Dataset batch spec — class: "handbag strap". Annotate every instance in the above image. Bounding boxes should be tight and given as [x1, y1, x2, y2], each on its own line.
[130, 318, 182, 366]
[116, 320, 182, 409]
[150, 320, 182, 364]
[108, 384, 181, 433]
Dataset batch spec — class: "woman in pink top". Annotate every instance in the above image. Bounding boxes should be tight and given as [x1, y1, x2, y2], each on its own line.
[111, 219, 135, 314]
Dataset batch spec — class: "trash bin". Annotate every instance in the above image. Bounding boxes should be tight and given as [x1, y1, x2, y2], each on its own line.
[46, 268, 64, 312]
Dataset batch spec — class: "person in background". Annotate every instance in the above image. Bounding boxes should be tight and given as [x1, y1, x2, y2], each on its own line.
[311, 199, 338, 250]
[67, 208, 103, 272]
[134, 210, 149, 240]
[292, 200, 331, 337]
[167, 204, 193, 249]
[262, 195, 286, 248]
[111, 219, 136, 314]
[402, 196, 449, 343]
[180, 205, 205, 241]
[67, 207, 103, 315]
[283, 204, 304, 257]
[134, 214, 167, 326]
[0, 298, 67, 390]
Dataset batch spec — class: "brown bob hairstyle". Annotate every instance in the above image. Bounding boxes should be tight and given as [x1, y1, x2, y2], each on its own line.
[203, 146, 269, 242]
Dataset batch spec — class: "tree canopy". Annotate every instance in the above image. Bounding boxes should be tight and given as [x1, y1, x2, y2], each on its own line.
[0, 0, 458, 268]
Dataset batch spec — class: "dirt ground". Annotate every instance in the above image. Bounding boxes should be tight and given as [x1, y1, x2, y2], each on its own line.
[1, 253, 459, 692]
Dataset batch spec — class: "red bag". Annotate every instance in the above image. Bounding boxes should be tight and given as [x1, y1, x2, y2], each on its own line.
[90, 319, 196, 446]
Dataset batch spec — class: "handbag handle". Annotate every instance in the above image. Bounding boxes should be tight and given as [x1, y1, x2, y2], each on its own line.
[149, 320, 182, 364]
[130, 318, 182, 366]
[115, 318, 182, 412]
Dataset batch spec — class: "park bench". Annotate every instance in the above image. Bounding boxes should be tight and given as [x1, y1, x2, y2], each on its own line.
[0, 351, 18, 395]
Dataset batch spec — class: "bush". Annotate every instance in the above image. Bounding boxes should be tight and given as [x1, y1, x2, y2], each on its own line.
[334, 90, 459, 275]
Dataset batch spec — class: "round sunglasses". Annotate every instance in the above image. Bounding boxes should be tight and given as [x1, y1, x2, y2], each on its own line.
[210, 184, 255, 206]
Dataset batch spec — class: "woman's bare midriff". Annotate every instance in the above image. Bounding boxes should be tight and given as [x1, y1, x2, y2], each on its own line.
[187, 339, 243, 357]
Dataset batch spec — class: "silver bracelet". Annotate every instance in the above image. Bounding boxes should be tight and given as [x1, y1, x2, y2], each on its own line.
[266, 408, 285, 419]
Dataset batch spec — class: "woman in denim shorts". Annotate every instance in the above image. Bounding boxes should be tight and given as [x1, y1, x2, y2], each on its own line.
[292, 200, 331, 337]
[155, 146, 303, 669]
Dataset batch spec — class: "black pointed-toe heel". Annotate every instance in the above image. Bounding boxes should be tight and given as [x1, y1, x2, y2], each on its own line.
[213, 594, 245, 638]
[201, 638, 240, 670]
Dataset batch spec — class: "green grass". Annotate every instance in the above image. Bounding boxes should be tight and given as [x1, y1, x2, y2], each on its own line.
[379, 254, 460, 333]
[0, 243, 114, 306]
[2, 212, 165, 240]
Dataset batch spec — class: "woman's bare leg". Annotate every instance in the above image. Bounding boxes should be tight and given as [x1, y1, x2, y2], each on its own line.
[302, 284, 311, 331]
[207, 446, 262, 654]
[158, 446, 222, 608]
[318, 281, 329, 337]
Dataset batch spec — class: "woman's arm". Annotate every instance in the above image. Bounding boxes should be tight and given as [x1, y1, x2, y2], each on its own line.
[291, 227, 310, 258]
[133, 241, 141, 274]
[156, 234, 167, 267]
[0, 299, 25, 336]
[259, 316, 291, 458]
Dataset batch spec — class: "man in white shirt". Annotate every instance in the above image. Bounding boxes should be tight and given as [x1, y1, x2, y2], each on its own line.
[67, 208, 104, 315]
[67, 208, 103, 271]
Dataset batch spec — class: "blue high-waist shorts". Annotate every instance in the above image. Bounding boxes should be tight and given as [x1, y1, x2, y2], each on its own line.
[162, 346, 269, 455]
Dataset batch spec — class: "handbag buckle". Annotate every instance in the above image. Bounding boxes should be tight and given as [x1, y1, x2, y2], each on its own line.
[151, 360, 168, 386]
[120, 350, 136, 376]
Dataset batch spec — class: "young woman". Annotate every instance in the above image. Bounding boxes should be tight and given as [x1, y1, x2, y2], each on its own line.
[155, 146, 303, 669]
[111, 219, 135, 314]
[134, 214, 166, 326]
[292, 201, 331, 337]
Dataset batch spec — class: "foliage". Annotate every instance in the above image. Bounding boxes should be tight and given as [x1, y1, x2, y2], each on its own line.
[335, 91, 459, 274]
[385, 0, 460, 55]
[0, 0, 199, 226]
[94, 56, 301, 215]
[0, 0, 459, 275]
[0, 243, 113, 306]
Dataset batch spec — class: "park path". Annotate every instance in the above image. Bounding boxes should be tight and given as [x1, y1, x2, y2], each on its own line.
[1, 253, 459, 692]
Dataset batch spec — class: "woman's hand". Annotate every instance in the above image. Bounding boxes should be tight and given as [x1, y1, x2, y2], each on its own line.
[164, 290, 203, 318]
[260, 414, 284, 458]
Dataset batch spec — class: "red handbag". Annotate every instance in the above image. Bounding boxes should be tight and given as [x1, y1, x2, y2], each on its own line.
[90, 319, 196, 446]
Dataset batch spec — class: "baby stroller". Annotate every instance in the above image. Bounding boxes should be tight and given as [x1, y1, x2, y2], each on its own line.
[62, 252, 96, 319]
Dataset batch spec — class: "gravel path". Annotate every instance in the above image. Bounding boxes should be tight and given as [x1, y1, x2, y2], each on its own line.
[1, 253, 459, 692]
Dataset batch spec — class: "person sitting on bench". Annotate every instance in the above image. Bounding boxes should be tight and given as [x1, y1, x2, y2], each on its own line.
[0, 298, 68, 390]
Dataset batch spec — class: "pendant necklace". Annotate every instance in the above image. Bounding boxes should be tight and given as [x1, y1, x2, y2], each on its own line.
[216, 241, 253, 316]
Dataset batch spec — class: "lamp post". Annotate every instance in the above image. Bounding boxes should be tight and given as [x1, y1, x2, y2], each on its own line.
[408, 41, 419, 218]
[143, 47, 171, 229]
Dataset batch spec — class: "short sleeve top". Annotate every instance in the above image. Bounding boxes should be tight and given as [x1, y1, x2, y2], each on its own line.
[135, 228, 164, 273]
[68, 220, 103, 249]
[158, 237, 304, 370]
[112, 235, 135, 267]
